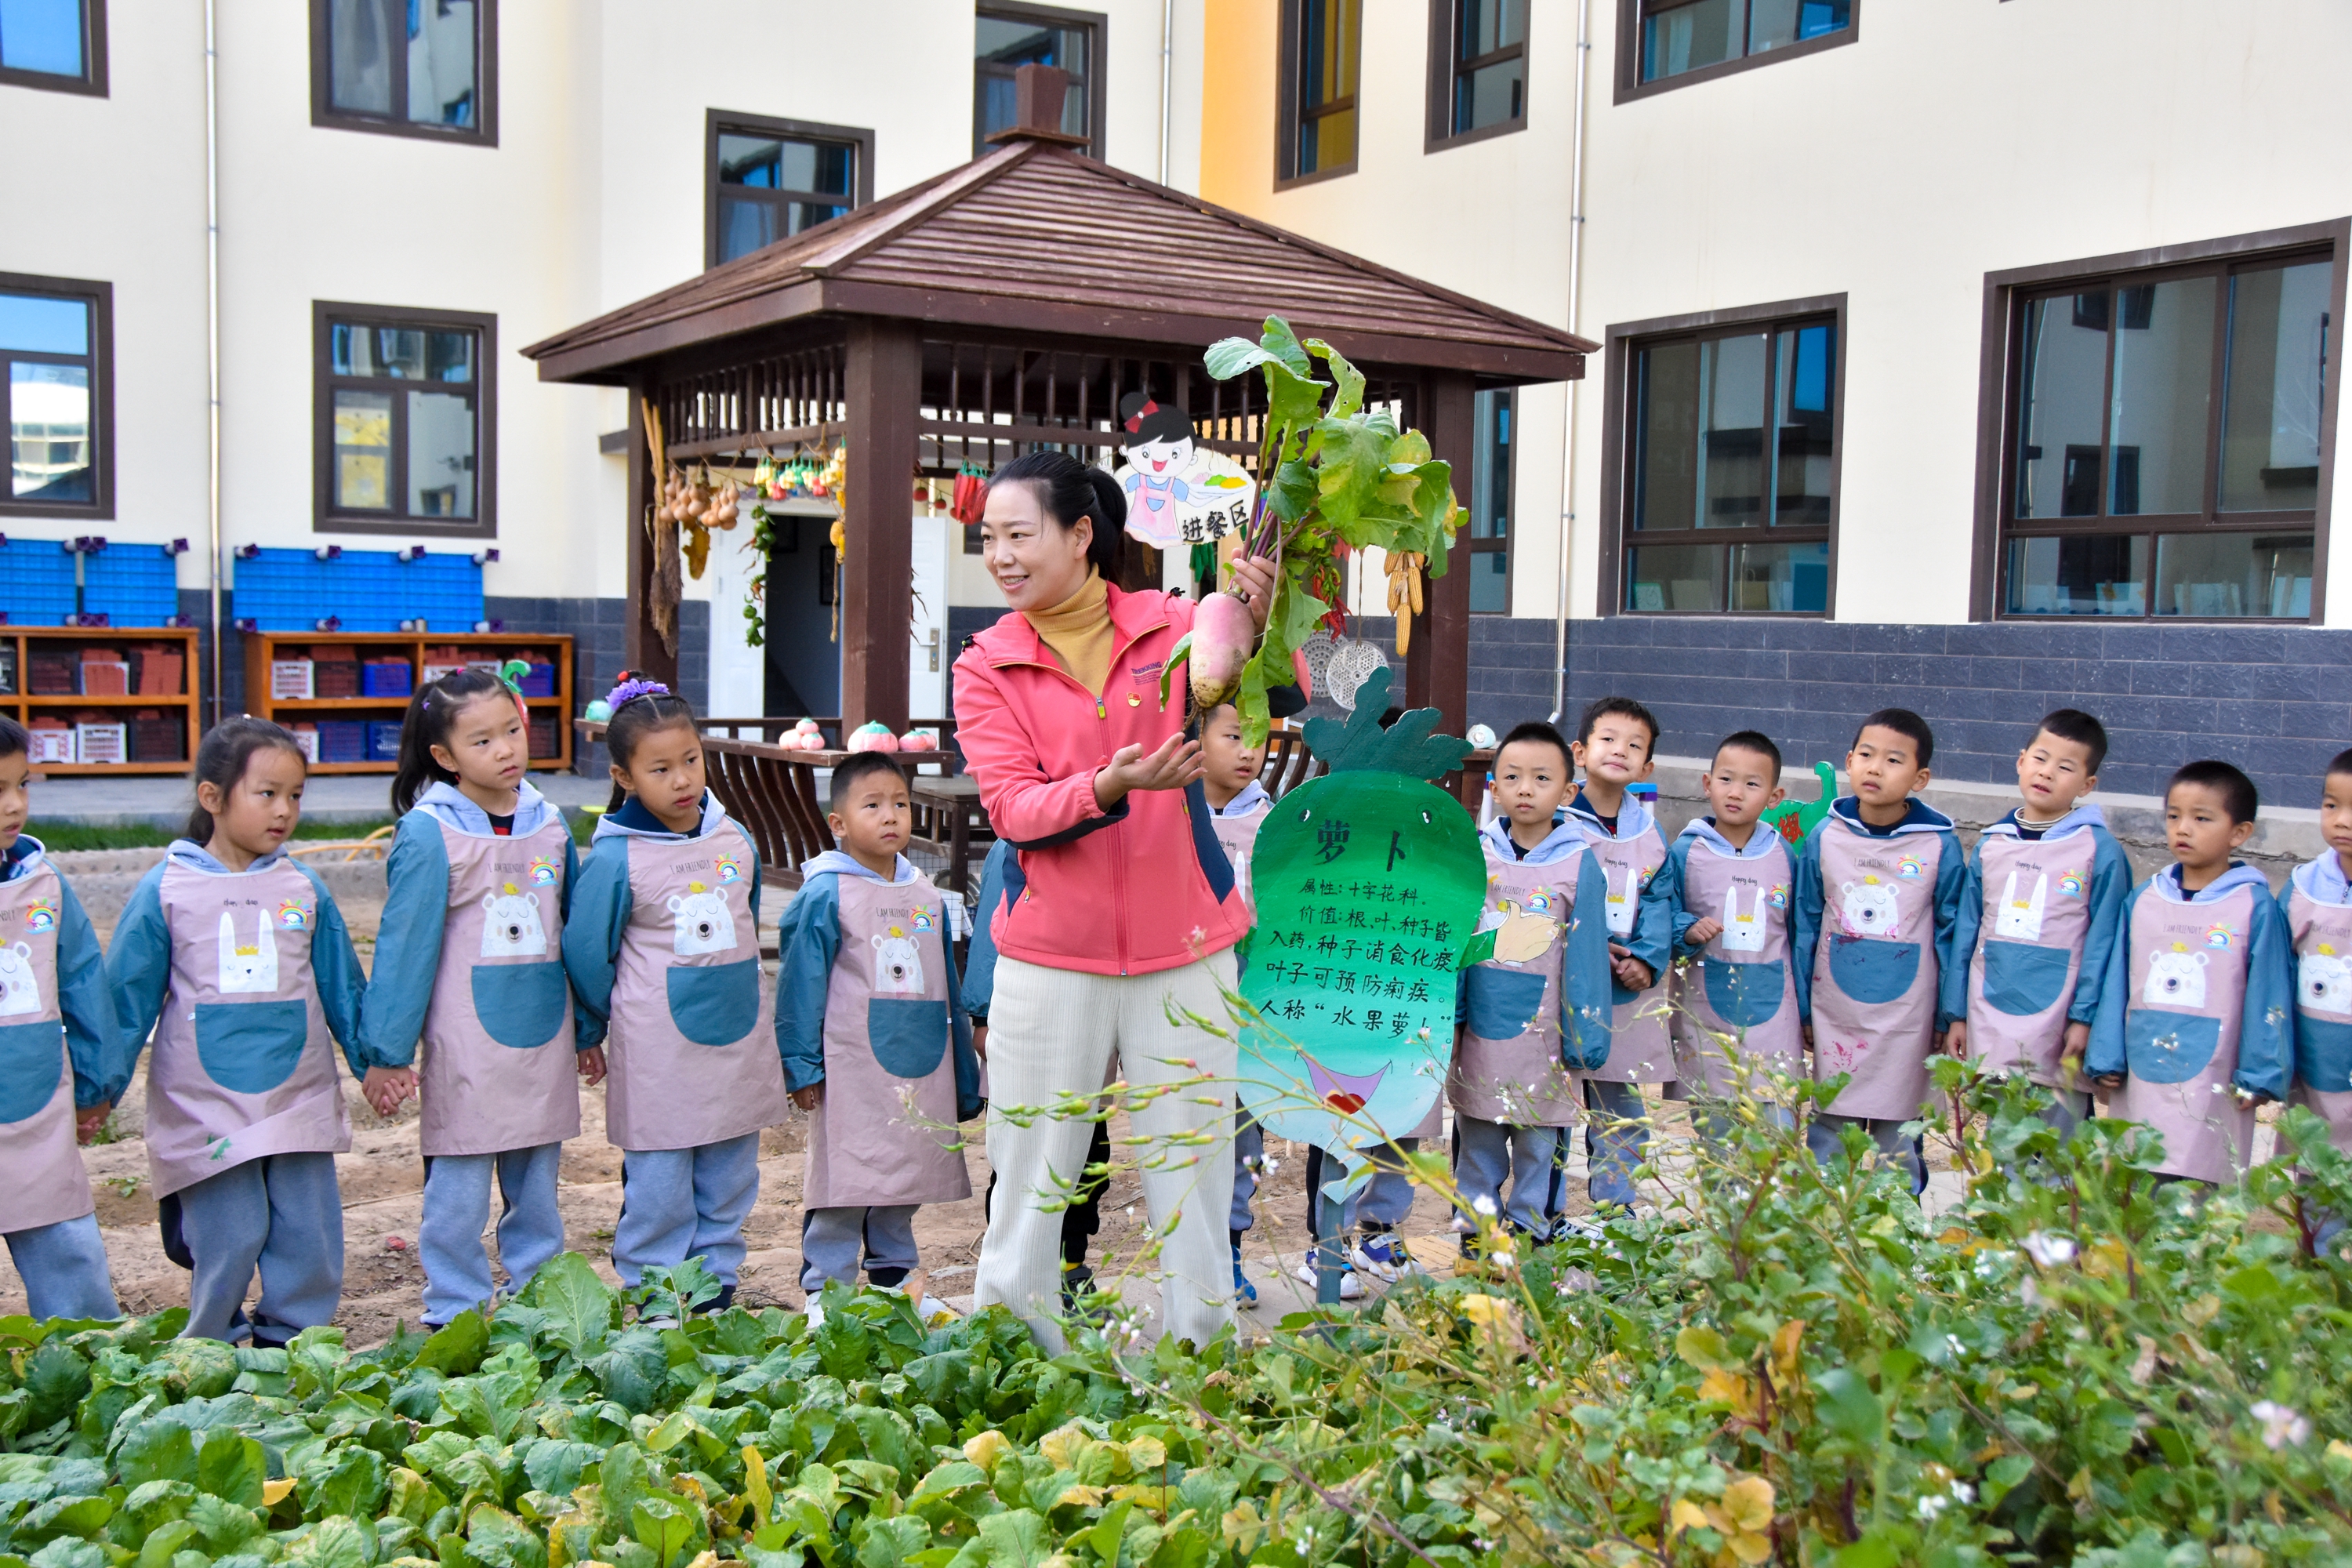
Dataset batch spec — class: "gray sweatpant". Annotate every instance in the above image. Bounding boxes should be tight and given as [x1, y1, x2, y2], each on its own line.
[173, 1152, 342, 1343]
[418, 1144, 565, 1326]
[1231, 1104, 1417, 1236]
[1807, 1113, 1927, 1196]
[612, 1133, 760, 1287]
[1454, 1116, 1559, 1235]
[5, 1214, 117, 1321]
[800, 1206, 919, 1290]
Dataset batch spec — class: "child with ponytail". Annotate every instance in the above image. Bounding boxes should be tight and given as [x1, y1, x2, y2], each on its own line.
[359, 665, 601, 1325]
[106, 717, 376, 1343]
[561, 679, 788, 1306]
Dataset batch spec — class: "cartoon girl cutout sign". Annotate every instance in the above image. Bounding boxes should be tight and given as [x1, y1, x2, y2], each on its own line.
[1112, 393, 1258, 550]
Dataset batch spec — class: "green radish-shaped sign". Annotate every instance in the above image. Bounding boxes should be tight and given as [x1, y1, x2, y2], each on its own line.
[1237, 668, 1489, 1160]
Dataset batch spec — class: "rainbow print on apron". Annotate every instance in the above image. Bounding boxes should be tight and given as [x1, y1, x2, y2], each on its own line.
[1965, 828, 2098, 1088]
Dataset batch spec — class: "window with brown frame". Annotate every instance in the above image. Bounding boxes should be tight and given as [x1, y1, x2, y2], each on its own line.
[1467, 388, 1513, 612]
[314, 304, 495, 538]
[1428, 0, 1526, 148]
[1607, 303, 1840, 615]
[975, 3, 1104, 156]
[707, 112, 873, 268]
[1995, 245, 2336, 621]
[1, 274, 111, 518]
[310, 0, 495, 144]
[1617, 0, 1853, 102]
[1278, 0, 1360, 185]
[0, 0, 106, 96]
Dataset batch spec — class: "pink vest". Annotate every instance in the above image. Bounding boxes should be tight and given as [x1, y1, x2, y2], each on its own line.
[1450, 847, 1583, 1128]
[2285, 882, 2352, 1154]
[1587, 823, 1671, 1083]
[803, 871, 970, 1208]
[604, 819, 788, 1152]
[145, 860, 350, 1197]
[1965, 831, 2097, 1088]
[1809, 821, 1948, 1121]
[1669, 835, 1802, 1095]
[0, 862, 96, 1230]
[417, 817, 579, 1157]
[2111, 882, 2259, 1183]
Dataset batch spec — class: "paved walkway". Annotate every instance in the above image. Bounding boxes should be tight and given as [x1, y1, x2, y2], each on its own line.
[29, 768, 608, 826]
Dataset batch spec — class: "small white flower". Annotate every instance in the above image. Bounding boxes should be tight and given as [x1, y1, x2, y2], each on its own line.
[1491, 1247, 1516, 1269]
[1945, 1333, 1965, 1359]
[1472, 1195, 1498, 1217]
[2021, 1231, 2076, 1268]
[1950, 1481, 1974, 1504]
[2020, 1276, 2045, 1308]
[1917, 1494, 1950, 1521]
[2252, 1400, 2310, 1450]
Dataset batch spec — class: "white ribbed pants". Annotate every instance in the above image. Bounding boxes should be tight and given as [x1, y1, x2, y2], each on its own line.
[973, 950, 1238, 1352]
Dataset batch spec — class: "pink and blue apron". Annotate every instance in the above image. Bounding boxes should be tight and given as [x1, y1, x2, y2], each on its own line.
[0, 861, 96, 1231]
[1809, 822, 1949, 1122]
[1671, 836, 1802, 1096]
[1966, 832, 2097, 1088]
[1451, 849, 1583, 1128]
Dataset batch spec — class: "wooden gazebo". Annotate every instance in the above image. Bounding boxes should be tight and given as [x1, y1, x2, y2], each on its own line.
[521, 68, 1592, 742]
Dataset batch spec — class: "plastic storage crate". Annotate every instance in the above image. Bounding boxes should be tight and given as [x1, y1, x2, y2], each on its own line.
[361, 659, 413, 697]
[27, 651, 75, 695]
[528, 716, 557, 757]
[26, 721, 72, 765]
[365, 721, 404, 761]
[74, 723, 125, 765]
[316, 721, 368, 764]
[82, 546, 180, 627]
[516, 662, 556, 698]
[0, 540, 78, 626]
[129, 711, 185, 764]
[231, 549, 485, 633]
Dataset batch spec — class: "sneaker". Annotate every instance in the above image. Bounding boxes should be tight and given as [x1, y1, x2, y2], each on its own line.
[1352, 1229, 1421, 1282]
[1059, 1263, 1097, 1314]
[1232, 1242, 1258, 1306]
[1291, 1258, 1364, 1300]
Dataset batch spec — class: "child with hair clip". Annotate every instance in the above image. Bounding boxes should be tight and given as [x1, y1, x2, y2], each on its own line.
[0, 717, 125, 1319]
[562, 679, 788, 1308]
[358, 664, 604, 1325]
[107, 717, 377, 1344]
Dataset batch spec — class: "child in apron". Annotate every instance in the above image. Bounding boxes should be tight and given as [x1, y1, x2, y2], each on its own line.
[563, 681, 788, 1309]
[1791, 710, 1967, 1196]
[1563, 699, 1674, 1212]
[1946, 712, 2129, 1138]
[0, 719, 123, 1320]
[2088, 761, 2292, 1185]
[2283, 752, 2352, 1163]
[1653, 731, 1802, 1144]
[778, 754, 979, 1313]
[107, 718, 370, 1343]
[361, 669, 598, 1325]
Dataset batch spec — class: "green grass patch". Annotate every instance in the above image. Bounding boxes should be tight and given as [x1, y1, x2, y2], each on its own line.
[31, 817, 397, 854]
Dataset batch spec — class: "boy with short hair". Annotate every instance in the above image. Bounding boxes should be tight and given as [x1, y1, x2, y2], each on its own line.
[2087, 760, 2291, 1184]
[1451, 721, 1611, 1236]
[1653, 731, 1801, 1131]
[1791, 708, 1967, 1195]
[2284, 749, 2352, 1154]
[1563, 697, 1675, 1209]
[777, 752, 982, 1310]
[1946, 709, 2132, 1134]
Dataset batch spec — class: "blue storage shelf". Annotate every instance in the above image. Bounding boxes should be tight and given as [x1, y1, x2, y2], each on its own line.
[0, 539, 78, 626]
[82, 545, 181, 627]
[232, 548, 484, 633]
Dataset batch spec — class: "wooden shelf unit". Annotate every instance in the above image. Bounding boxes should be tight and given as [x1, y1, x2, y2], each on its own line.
[241, 630, 574, 774]
[9, 626, 201, 776]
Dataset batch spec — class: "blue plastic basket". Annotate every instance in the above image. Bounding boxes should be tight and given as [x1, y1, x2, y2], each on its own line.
[82, 546, 180, 626]
[233, 549, 484, 633]
[0, 539, 78, 626]
[366, 721, 405, 761]
[317, 721, 368, 763]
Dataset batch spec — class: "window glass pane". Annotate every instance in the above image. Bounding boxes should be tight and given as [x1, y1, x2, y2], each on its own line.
[1750, 0, 1850, 52]
[1642, 0, 1737, 82]
[977, 15, 1089, 142]
[1772, 322, 1834, 526]
[328, 0, 393, 115]
[717, 196, 778, 263]
[0, 0, 82, 76]
[1297, 0, 1358, 172]
[2004, 535, 2147, 615]
[1460, 0, 1526, 54]
[1632, 340, 1698, 532]
[1457, 58, 1523, 131]
[717, 134, 782, 187]
[1730, 539, 1828, 612]
[1697, 333, 1769, 528]
[1469, 390, 1511, 539]
[2220, 260, 2330, 513]
[9, 363, 89, 502]
[2154, 531, 2311, 618]
[1625, 544, 1724, 612]
[2014, 292, 2109, 518]
[1300, 105, 1356, 174]
[407, 0, 477, 127]
[333, 390, 392, 510]
[425, 330, 473, 383]
[2107, 276, 2215, 516]
[782, 140, 855, 198]
[407, 390, 474, 519]
[0, 292, 89, 355]
[786, 201, 849, 235]
[1470, 550, 1509, 612]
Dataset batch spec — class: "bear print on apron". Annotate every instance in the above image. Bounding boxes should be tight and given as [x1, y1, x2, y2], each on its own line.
[0, 859, 96, 1232]
[1809, 821, 1948, 1122]
[1586, 826, 1671, 1084]
[1966, 830, 2096, 1088]
[1450, 849, 1584, 1127]
[804, 871, 971, 1209]
[146, 859, 350, 1199]
[604, 819, 787, 1152]
[1671, 834, 1802, 1097]
[2285, 870, 2352, 1154]
[2111, 880, 2260, 1183]
[419, 815, 579, 1157]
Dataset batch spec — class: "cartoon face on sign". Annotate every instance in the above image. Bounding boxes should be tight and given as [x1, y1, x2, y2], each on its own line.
[2302, 945, 2352, 1015]
[0, 942, 39, 1017]
[1840, 877, 1900, 938]
[1112, 394, 1258, 549]
[667, 883, 736, 956]
[2144, 945, 2210, 1009]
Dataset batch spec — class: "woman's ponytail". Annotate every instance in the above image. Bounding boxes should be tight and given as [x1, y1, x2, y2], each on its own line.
[988, 450, 1127, 580]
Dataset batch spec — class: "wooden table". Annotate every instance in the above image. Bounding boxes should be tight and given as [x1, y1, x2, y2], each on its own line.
[910, 774, 990, 893]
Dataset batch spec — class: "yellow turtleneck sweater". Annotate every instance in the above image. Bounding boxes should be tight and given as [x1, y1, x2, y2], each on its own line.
[1023, 571, 1112, 695]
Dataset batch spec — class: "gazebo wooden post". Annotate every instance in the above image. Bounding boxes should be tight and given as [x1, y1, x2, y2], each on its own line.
[1407, 369, 1475, 739]
[622, 379, 678, 688]
[839, 319, 920, 736]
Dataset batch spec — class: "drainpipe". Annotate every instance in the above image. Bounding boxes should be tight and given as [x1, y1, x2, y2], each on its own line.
[1158, 0, 1174, 184]
[204, 0, 223, 728]
[1548, 0, 1592, 724]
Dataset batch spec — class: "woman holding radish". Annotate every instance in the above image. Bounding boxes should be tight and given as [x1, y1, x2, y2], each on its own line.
[954, 449, 1273, 1352]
